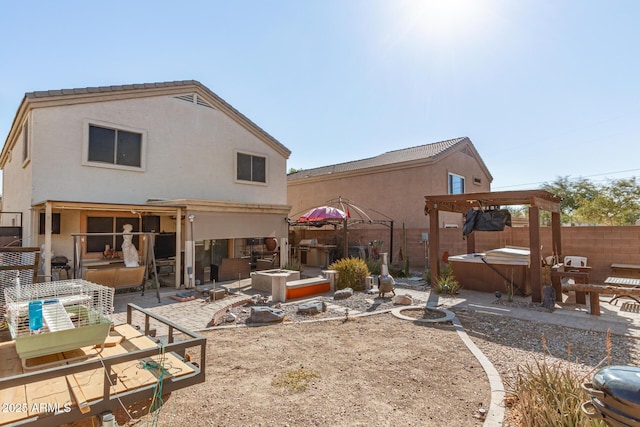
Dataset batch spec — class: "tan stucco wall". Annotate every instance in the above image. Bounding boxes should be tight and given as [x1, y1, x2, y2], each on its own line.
[287, 146, 491, 230]
[24, 95, 287, 206]
[1, 114, 35, 242]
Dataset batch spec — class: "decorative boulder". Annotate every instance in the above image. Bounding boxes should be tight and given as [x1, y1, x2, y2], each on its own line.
[222, 311, 237, 323]
[392, 294, 413, 305]
[248, 306, 285, 324]
[298, 300, 327, 315]
[334, 287, 354, 300]
[543, 285, 556, 311]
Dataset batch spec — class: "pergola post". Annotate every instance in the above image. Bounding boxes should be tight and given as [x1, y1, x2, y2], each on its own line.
[529, 206, 542, 302]
[552, 211, 562, 261]
[428, 204, 440, 281]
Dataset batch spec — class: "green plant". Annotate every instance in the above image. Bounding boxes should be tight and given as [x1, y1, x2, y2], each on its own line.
[365, 258, 381, 276]
[434, 273, 460, 295]
[504, 332, 611, 427]
[284, 259, 302, 271]
[403, 257, 410, 277]
[423, 268, 431, 285]
[328, 257, 369, 291]
[505, 268, 515, 302]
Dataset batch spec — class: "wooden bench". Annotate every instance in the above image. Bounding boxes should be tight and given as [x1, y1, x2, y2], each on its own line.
[611, 263, 640, 279]
[84, 266, 146, 290]
[286, 277, 331, 300]
[561, 282, 640, 316]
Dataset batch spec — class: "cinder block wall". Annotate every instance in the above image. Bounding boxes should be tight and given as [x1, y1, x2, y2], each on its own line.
[291, 226, 640, 283]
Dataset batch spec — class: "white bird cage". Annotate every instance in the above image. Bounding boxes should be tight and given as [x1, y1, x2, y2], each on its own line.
[4, 279, 114, 362]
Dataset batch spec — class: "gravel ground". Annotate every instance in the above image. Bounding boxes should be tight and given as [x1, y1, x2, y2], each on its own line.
[76, 281, 640, 427]
[214, 283, 640, 426]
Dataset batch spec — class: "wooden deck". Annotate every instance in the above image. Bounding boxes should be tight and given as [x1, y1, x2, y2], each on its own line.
[0, 304, 206, 427]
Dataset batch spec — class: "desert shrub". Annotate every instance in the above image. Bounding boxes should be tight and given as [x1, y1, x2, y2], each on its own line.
[423, 268, 431, 285]
[328, 257, 369, 291]
[434, 264, 459, 294]
[365, 258, 381, 275]
[389, 265, 404, 277]
[504, 333, 610, 427]
[284, 259, 302, 271]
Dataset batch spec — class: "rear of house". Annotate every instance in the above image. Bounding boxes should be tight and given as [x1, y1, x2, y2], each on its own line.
[0, 80, 291, 286]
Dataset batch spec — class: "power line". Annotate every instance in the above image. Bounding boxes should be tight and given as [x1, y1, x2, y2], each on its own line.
[494, 168, 640, 190]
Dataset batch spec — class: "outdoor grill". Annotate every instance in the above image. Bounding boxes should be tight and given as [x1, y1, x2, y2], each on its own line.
[297, 239, 317, 265]
[582, 365, 640, 426]
[51, 255, 71, 279]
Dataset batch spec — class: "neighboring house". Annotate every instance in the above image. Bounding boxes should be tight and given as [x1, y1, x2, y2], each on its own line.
[0, 80, 291, 287]
[287, 137, 492, 270]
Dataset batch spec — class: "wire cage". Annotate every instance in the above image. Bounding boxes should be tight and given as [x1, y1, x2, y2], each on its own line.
[0, 247, 40, 326]
[4, 279, 114, 361]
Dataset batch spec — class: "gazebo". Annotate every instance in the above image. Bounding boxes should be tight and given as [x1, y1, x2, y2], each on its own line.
[288, 197, 394, 262]
[424, 190, 562, 302]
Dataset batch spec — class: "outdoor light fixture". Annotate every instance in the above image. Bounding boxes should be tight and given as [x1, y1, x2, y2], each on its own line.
[188, 214, 195, 222]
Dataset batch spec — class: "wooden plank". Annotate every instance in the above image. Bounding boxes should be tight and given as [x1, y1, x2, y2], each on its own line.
[0, 341, 28, 426]
[66, 375, 90, 414]
[25, 353, 72, 418]
[1, 323, 199, 424]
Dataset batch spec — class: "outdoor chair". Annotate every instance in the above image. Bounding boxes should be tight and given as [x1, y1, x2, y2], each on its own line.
[551, 256, 591, 304]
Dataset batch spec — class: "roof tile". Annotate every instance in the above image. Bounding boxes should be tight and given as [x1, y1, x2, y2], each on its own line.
[288, 137, 468, 180]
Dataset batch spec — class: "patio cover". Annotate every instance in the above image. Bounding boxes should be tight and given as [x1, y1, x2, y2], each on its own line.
[297, 206, 348, 223]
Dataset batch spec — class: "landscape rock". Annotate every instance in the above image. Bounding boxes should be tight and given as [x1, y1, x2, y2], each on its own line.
[248, 306, 285, 324]
[392, 294, 413, 305]
[543, 285, 556, 311]
[334, 287, 354, 300]
[298, 300, 328, 314]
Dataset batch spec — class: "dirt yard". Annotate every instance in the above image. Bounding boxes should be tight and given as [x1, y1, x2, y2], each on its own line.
[113, 313, 491, 426]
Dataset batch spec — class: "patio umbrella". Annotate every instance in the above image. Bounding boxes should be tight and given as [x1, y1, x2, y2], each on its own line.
[297, 206, 348, 223]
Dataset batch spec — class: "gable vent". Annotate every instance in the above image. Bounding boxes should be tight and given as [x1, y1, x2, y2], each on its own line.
[173, 93, 216, 110]
[174, 94, 194, 103]
[195, 94, 214, 110]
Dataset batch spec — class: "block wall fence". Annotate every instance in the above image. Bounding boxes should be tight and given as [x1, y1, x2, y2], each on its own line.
[289, 226, 640, 284]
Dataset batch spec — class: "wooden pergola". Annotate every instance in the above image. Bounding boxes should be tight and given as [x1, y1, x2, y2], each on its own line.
[424, 190, 562, 302]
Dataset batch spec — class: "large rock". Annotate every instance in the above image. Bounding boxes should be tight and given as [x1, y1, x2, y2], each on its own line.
[334, 287, 354, 300]
[542, 285, 556, 311]
[298, 300, 327, 315]
[248, 306, 285, 324]
[392, 294, 413, 305]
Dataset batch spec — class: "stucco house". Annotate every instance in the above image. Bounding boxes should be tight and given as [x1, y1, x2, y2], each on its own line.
[286, 137, 492, 270]
[0, 80, 291, 287]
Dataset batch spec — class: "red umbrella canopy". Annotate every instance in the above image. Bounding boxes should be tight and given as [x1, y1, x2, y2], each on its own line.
[297, 206, 348, 222]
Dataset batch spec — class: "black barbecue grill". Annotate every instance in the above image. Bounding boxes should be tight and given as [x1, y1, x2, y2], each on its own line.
[51, 255, 71, 279]
[582, 365, 640, 426]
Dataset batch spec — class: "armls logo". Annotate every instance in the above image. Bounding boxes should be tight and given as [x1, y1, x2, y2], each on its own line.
[32, 403, 72, 413]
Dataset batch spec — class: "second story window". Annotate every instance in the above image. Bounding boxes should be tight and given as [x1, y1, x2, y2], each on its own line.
[237, 152, 266, 183]
[448, 173, 465, 194]
[87, 124, 143, 168]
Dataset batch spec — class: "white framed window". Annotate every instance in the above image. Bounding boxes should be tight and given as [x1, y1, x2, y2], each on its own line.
[83, 120, 146, 171]
[448, 173, 465, 194]
[21, 118, 30, 166]
[235, 151, 267, 184]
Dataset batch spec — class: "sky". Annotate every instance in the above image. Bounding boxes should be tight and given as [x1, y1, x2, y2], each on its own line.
[1, 0, 639, 192]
